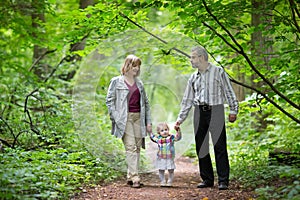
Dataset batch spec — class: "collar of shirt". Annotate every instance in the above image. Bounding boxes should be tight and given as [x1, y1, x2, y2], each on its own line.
[197, 63, 212, 76]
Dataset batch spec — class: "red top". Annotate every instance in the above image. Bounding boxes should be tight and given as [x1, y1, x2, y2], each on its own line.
[125, 81, 141, 112]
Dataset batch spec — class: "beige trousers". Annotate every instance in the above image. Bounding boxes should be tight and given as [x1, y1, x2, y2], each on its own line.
[122, 112, 143, 183]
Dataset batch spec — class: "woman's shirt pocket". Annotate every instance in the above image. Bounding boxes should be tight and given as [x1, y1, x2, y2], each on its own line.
[115, 86, 128, 110]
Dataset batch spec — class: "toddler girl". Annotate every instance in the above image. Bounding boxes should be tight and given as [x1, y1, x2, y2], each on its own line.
[150, 122, 181, 187]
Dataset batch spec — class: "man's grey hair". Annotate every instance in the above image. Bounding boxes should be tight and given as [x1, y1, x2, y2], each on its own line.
[191, 46, 208, 61]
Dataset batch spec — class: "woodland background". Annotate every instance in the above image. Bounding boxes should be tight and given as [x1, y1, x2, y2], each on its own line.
[0, 0, 299, 199]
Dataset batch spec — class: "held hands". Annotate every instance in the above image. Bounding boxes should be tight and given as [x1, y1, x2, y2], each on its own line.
[174, 121, 181, 131]
[228, 114, 237, 123]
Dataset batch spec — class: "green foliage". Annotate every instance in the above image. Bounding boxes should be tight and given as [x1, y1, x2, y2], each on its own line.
[228, 94, 300, 154]
[1, 0, 300, 199]
[0, 147, 122, 200]
[182, 143, 197, 158]
[228, 95, 300, 199]
[165, 0, 300, 123]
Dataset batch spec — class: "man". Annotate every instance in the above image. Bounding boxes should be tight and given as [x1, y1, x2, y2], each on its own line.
[175, 46, 239, 190]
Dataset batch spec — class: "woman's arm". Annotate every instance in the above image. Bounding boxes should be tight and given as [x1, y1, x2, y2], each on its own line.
[105, 78, 117, 121]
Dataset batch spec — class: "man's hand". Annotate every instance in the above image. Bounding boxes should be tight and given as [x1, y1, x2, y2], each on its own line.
[228, 114, 237, 123]
[174, 121, 181, 131]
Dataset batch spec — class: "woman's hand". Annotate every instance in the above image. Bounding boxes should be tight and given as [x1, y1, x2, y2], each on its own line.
[146, 124, 152, 133]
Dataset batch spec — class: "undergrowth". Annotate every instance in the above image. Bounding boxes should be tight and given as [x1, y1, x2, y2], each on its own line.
[228, 99, 300, 200]
[184, 98, 300, 200]
[0, 147, 122, 200]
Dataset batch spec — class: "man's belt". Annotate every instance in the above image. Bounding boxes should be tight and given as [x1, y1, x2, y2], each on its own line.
[199, 104, 212, 112]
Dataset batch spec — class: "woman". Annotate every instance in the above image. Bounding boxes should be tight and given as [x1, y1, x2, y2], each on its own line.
[106, 54, 152, 188]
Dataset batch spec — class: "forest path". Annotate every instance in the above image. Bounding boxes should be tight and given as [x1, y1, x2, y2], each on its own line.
[72, 156, 256, 200]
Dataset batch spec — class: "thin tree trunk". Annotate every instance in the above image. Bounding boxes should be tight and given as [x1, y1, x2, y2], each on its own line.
[251, 0, 274, 89]
[60, 0, 95, 81]
[232, 64, 245, 101]
[31, 0, 48, 78]
[251, 0, 275, 130]
[69, 0, 95, 61]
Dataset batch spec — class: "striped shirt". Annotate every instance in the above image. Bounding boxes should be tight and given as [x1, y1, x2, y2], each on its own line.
[177, 63, 239, 123]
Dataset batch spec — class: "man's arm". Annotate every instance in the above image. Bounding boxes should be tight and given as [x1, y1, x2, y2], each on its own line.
[220, 70, 239, 122]
[176, 77, 195, 124]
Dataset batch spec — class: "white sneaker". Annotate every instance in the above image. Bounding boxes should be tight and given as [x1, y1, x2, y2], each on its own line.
[160, 181, 166, 187]
[166, 181, 172, 187]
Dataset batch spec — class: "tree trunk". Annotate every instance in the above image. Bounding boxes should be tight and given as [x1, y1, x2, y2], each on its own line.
[232, 64, 245, 102]
[69, 0, 95, 62]
[60, 0, 95, 82]
[251, 0, 275, 130]
[31, 0, 48, 78]
[251, 0, 274, 89]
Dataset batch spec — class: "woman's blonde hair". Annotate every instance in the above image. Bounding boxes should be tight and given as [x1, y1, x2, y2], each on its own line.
[121, 54, 141, 76]
[156, 122, 170, 134]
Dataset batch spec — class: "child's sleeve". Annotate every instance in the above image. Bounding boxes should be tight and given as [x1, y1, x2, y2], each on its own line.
[174, 128, 182, 141]
[150, 133, 158, 143]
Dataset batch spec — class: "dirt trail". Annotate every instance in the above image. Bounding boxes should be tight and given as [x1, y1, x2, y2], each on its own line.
[72, 157, 256, 200]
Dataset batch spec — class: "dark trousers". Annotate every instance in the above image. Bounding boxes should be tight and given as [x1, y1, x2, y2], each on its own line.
[193, 105, 229, 185]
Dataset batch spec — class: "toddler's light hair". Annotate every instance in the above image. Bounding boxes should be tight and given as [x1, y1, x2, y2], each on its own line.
[156, 122, 169, 134]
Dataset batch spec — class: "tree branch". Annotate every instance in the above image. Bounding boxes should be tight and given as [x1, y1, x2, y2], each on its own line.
[0, 116, 14, 148]
[201, 0, 300, 111]
[43, 57, 67, 83]
[202, 22, 241, 53]
[24, 89, 46, 141]
[29, 49, 57, 72]
[230, 78, 300, 124]
[207, 49, 300, 124]
[0, 138, 12, 148]
[118, 9, 299, 124]
[289, 0, 300, 33]
[119, 12, 190, 58]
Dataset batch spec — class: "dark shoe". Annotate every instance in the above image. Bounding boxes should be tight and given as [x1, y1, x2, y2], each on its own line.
[132, 182, 141, 188]
[197, 181, 213, 188]
[127, 180, 144, 187]
[218, 182, 228, 190]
